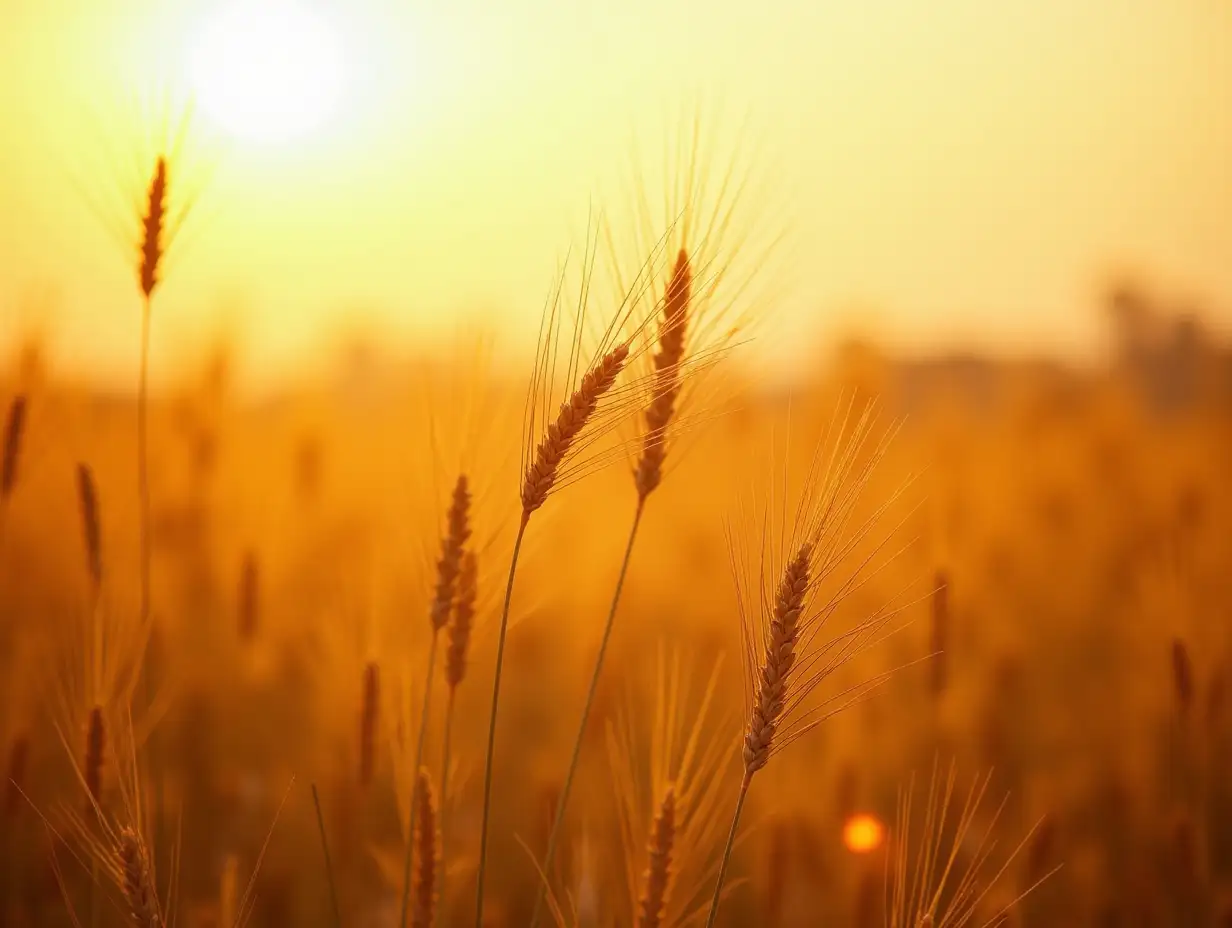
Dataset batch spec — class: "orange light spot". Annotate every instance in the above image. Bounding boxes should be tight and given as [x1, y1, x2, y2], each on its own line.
[842, 813, 885, 854]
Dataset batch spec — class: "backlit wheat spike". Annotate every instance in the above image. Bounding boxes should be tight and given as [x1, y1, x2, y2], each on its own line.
[636, 785, 677, 928]
[138, 157, 167, 299]
[431, 475, 472, 632]
[521, 343, 630, 515]
[85, 705, 105, 806]
[412, 769, 439, 928]
[635, 249, 691, 500]
[445, 550, 478, 690]
[743, 544, 812, 776]
[76, 463, 102, 590]
[1, 394, 27, 501]
[119, 826, 163, 928]
[360, 661, 380, 788]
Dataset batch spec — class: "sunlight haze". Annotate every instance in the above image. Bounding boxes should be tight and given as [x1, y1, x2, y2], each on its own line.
[0, 0, 1228, 390]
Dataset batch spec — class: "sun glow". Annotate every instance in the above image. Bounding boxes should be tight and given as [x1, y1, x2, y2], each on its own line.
[190, 1, 346, 145]
[842, 813, 886, 854]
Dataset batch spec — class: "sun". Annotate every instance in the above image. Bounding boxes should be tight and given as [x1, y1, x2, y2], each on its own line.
[190, 1, 347, 145]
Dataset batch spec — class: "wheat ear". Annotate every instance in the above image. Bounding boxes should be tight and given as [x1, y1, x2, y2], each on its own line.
[475, 343, 631, 927]
[400, 475, 470, 927]
[530, 257, 693, 927]
[119, 826, 163, 928]
[520, 343, 629, 514]
[411, 769, 439, 928]
[635, 249, 691, 500]
[636, 785, 677, 928]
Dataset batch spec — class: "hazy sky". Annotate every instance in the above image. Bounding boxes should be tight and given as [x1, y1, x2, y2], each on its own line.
[0, 0, 1229, 389]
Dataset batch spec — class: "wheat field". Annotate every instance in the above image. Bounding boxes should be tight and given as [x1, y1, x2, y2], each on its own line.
[1, 6, 1231, 924]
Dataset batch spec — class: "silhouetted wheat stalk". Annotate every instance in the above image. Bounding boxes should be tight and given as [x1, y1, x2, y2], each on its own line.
[704, 406, 910, 926]
[531, 119, 767, 924]
[473, 223, 671, 925]
[439, 548, 477, 879]
[0, 394, 27, 541]
[399, 474, 470, 927]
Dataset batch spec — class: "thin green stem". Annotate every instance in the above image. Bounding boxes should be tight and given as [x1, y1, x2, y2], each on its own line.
[528, 498, 645, 927]
[311, 783, 344, 928]
[473, 512, 530, 928]
[400, 633, 440, 928]
[704, 771, 752, 928]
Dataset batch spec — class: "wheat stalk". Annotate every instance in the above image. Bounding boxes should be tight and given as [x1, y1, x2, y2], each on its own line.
[238, 550, 259, 642]
[440, 547, 477, 885]
[400, 474, 470, 926]
[4, 734, 28, 818]
[1, 394, 27, 503]
[76, 464, 102, 592]
[360, 661, 380, 788]
[84, 705, 105, 808]
[474, 341, 633, 925]
[705, 405, 910, 927]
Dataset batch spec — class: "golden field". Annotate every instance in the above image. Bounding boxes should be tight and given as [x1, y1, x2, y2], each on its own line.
[1, 261, 1230, 926]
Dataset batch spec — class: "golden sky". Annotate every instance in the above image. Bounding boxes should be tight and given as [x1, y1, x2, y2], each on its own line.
[0, 0, 1229, 390]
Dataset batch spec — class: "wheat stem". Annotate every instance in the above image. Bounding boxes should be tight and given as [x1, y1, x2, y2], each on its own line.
[529, 498, 645, 927]
[400, 635, 439, 927]
[439, 686, 458, 911]
[704, 771, 752, 928]
[311, 784, 344, 928]
[473, 513, 530, 927]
